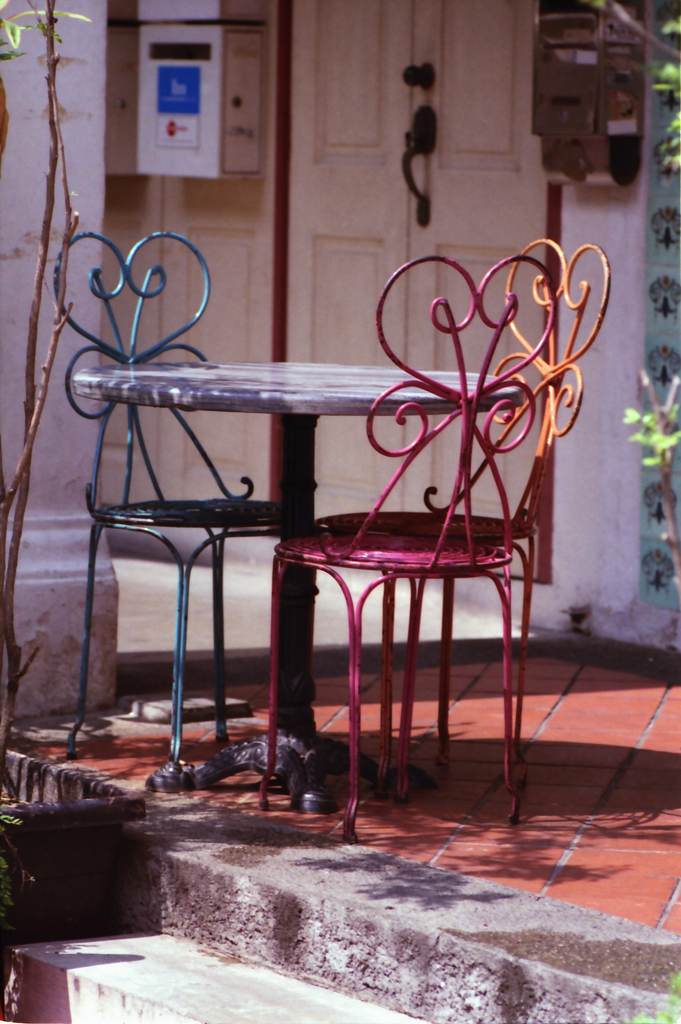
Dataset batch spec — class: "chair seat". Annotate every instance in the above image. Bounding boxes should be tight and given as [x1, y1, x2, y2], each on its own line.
[317, 510, 534, 541]
[276, 533, 511, 572]
[93, 497, 281, 530]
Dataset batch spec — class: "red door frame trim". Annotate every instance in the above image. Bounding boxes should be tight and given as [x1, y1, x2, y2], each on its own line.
[536, 181, 563, 584]
[269, 0, 293, 501]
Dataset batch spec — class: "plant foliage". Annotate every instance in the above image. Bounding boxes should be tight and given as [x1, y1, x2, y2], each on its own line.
[0, 811, 21, 931]
[581, 0, 680, 171]
[629, 971, 681, 1023]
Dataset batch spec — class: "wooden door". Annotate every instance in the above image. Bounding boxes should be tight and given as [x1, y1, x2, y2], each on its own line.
[289, 0, 547, 522]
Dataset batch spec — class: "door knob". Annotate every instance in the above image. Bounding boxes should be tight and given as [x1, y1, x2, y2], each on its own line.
[403, 63, 435, 90]
[402, 105, 437, 227]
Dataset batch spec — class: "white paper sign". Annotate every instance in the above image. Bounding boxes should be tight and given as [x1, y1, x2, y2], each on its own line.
[156, 115, 199, 149]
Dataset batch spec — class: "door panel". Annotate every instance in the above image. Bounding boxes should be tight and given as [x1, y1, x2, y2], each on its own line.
[289, 0, 412, 515]
[289, 0, 546, 520]
[315, 0, 385, 160]
[439, 1, 517, 169]
[102, 170, 274, 509]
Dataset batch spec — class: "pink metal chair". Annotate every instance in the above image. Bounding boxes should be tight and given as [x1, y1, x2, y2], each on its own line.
[318, 240, 610, 796]
[260, 253, 556, 843]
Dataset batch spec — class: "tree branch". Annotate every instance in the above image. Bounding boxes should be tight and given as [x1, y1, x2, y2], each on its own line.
[0, 0, 76, 785]
[597, 0, 681, 63]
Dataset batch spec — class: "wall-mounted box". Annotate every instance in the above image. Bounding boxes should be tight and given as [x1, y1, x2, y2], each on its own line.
[138, 23, 223, 178]
[138, 0, 266, 20]
[222, 28, 263, 175]
[106, 27, 139, 175]
[125, 20, 264, 179]
[533, 0, 645, 185]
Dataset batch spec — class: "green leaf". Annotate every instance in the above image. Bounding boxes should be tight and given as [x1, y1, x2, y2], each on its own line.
[4, 19, 20, 48]
[661, 18, 681, 37]
[624, 408, 642, 424]
[29, 10, 92, 20]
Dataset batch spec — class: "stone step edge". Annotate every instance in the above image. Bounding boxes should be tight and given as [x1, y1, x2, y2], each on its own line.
[108, 797, 677, 1024]
[4, 933, 429, 1024]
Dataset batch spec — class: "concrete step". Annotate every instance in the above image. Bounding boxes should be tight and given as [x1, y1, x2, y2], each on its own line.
[117, 692, 253, 724]
[106, 794, 679, 1024]
[4, 933, 430, 1024]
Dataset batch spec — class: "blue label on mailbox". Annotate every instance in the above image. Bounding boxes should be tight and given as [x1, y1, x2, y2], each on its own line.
[157, 66, 200, 115]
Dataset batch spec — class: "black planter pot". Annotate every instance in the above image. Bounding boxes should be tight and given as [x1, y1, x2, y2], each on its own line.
[1, 751, 145, 944]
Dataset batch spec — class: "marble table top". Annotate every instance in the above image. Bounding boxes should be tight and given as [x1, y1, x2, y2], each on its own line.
[72, 362, 524, 417]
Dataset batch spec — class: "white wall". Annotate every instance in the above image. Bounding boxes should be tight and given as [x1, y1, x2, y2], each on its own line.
[0, 1, 116, 715]
[530, 143, 681, 647]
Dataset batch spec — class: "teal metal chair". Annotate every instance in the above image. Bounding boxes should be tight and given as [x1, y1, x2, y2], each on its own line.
[59, 232, 280, 788]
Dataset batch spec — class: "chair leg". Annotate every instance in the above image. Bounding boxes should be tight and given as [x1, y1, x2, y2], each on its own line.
[169, 555, 189, 766]
[260, 557, 286, 811]
[375, 577, 395, 798]
[67, 523, 103, 760]
[496, 567, 520, 825]
[211, 534, 228, 742]
[395, 578, 426, 804]
[342, 572, 374, 844]
[513, 537, 535, 788]
[436, 578, 454, 765]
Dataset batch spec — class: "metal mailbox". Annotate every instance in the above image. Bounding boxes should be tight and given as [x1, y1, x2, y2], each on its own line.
[133, 14, 264, 179]
[533, 0, 645, 185]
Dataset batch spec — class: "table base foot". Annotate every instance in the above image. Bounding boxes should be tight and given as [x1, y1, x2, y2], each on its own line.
[145, 760, 197, 792]
[144, 734, 438, 811]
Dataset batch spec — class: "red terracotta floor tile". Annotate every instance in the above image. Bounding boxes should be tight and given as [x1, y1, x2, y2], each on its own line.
[446, 740, 507, 763]
[435, 842, 556, 893]
[26, 656, 681, 930]
[523, 764, 616, 788]
[602, 788, 681, 812]
[544, 710, 652, 732]
[513, 694, 564, 713]
[661, 900, 681, 934]
[455, 818, 583, 848]
[621, 767, 681, 788]
[525, 657, 582, 675]
[487, 783, 604, 810]
[548, 893, 665, 928]
[447, 723, 522, 742]
[312, 704, 348, 730]
[574, 667, 663, 683]
[536, 727, 644, 749]
[578, 809, 681, 845]
[663, 686, 681, 701]
[519, 678, 575, 696]
[522, 742, 631, 768]
[546, 850, 681, 904]
[639, 729, 681, 754]
[354, 806, 455, 863]
[559, 695, 663, 716]
[410, 780, 493, 808]
[425, 760, 501, 783]
[571, 676, 666, 694]
[654, 717, 681, 739]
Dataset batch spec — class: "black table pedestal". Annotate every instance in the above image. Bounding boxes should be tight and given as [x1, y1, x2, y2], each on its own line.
[146, 412, 436, 808]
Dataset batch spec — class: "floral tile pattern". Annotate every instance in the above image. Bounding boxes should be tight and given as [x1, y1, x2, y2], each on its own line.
[639, 0, 681, 610]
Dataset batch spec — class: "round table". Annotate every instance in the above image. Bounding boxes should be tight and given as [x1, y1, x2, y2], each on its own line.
[73, 361, 523, 811]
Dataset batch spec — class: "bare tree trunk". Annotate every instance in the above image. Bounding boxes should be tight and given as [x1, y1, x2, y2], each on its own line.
[0, 0, 77, 785]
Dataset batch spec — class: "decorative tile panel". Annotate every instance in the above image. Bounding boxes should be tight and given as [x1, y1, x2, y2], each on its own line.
[639, 0, 681, 609]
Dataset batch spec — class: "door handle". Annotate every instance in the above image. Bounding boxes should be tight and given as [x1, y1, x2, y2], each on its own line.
[402, 105, 437, 227]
